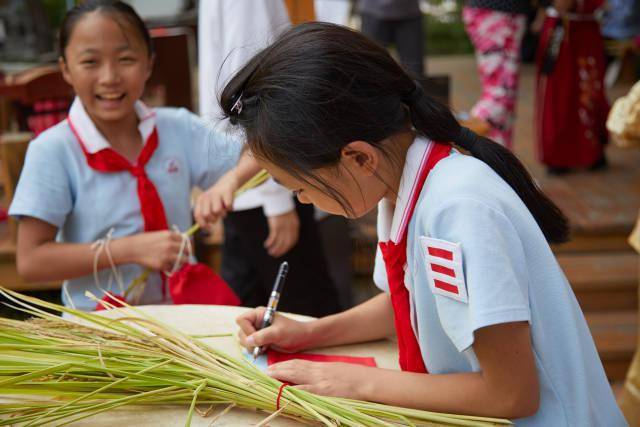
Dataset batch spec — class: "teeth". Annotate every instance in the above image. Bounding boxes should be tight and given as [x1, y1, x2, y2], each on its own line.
[99, 94, 123, 100]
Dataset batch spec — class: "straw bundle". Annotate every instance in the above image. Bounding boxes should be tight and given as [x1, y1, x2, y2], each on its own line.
[0, 288, 511, 426]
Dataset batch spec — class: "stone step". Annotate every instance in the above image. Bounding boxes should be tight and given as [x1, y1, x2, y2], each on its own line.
[557, 252, 638, 311]
[586, 311, 638, 381]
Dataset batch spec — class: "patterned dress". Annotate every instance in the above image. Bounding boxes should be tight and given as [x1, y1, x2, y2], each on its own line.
[463, 0, 529, 148]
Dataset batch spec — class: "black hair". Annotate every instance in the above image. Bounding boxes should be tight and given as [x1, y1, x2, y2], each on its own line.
[220, 22, 569, 244]
[59, 0, 153, 60]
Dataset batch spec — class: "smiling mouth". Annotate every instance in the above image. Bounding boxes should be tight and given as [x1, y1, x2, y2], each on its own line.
[96, 93, 126, 101]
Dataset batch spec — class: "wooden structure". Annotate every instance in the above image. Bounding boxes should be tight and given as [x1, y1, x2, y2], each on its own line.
[0, 65, 74, 132]
[147, 27, 195, 110]
[0, 132, 31, 241]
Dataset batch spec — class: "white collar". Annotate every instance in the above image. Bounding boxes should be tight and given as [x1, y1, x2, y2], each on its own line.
[68, 97, 156, 154]
[377, 136, 435, 244]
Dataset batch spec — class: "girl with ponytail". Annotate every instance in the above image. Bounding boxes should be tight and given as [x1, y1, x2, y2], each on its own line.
[208, 22, 624, 425]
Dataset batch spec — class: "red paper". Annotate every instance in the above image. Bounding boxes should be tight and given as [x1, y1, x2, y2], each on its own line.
[267, 350, 377, 367]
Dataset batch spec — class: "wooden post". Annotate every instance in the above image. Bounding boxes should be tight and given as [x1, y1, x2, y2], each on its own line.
[283, 0, 315, 24]
[0, 132, 32, 242]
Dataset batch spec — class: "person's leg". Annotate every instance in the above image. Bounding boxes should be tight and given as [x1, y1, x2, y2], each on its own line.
[393, 16, 425, 77]
[463, 7, 526, 148]
[221, 209, 269, 308]
[223, 204, 341, 317]
[360, 13, 393, 48]
[251, 202, 342, 317]
[317, 214, 353, 309]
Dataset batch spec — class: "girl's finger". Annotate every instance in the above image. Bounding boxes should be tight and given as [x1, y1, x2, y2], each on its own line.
[267, 360, 307, 384]
[237, 330, 251, 348]
[193, 200, 203, 225]
[249, 323, 281, 348]
[264, 230, 276, 251]
[223, 193, 233, 211]
[293, 384, 316, 393]
[235, 308, 265, 334]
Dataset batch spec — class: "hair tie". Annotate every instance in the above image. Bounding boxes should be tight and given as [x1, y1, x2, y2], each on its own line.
[455, 126, 478, 151]
[403, 80, 424, 105]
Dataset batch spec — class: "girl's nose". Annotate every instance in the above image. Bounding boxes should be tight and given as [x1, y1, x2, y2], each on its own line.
[99, 62, 122, 85]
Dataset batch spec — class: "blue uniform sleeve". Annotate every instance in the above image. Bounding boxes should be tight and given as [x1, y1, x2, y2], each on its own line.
[8, 135, 73, 228]
[420, 197, 531, 352]
[182, 109, 242, 189]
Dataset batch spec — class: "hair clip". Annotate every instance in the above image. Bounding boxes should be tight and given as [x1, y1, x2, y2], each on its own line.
[230, 93, 243, 115]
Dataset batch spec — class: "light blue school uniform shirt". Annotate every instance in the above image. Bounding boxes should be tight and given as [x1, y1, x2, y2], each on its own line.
[9, 100, 241, 311]
[373, 137, 626, 426]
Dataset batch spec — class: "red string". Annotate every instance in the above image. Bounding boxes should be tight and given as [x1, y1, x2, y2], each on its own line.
[276, 383, 289, 410]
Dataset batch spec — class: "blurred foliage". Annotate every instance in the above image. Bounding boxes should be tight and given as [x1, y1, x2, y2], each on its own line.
[42, 0, 68, 31]
[423, 0, 474, 55]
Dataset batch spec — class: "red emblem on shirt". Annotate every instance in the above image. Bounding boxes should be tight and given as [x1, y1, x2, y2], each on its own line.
[420, 237, 468, 303]
[166, 158, 180, 174]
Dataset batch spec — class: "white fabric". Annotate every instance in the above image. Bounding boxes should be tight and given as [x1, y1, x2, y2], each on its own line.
[314, 0, 352, 24]
[68, 97, 155, 153]
[198, 0, 295, 217]
[373, 136, 626, 426]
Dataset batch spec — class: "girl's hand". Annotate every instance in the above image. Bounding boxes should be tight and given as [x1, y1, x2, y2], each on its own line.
[264, 210, 300, 258]
[267, 360, 372, 399]
[117, 230, 188, 272]
[236, 307, 313, 353]
[194, 169, 239, 227]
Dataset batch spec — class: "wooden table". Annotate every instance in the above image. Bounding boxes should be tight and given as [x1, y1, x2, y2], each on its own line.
[69, 304, 400, 426]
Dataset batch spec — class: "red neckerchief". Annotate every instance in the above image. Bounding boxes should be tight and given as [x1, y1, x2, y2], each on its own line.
[68, 121, 169, 233]
[378, 142, 451, 373]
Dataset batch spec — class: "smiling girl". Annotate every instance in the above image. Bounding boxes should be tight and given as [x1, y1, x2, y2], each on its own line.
[9, 0, 239, 311]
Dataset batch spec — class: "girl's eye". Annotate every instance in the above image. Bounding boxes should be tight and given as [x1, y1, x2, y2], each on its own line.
[81, 59, 97, 66]
[119, 57, 136, 63]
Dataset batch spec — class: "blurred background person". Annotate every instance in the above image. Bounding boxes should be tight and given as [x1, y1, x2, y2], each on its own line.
[358, 0, 425, 76]
[462, 0, 531, 149]
[535, 0, 609, 174]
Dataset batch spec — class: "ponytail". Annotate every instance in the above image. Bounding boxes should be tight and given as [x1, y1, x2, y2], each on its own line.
[405, 82, 569, 244]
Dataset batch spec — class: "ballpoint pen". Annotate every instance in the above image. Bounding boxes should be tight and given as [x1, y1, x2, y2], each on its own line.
[252, 261, 289, 360]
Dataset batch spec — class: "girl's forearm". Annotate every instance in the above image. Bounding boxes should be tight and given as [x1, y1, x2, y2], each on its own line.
[16, 237, 136, 283]
[357, 367, 537, 419]
[307, 292, 396, 348]
[234, 148, 262, 185]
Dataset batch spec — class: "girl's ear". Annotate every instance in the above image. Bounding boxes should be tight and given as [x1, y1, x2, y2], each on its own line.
[341, 140, 379, 177]
[59, 57, 73, 86]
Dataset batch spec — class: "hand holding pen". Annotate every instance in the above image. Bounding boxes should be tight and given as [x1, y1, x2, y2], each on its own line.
[252, 261, 289, 360]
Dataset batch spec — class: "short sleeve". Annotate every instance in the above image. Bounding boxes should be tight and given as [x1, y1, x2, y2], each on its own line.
[183, 109, 242, 189]
[422, 197, 531, 352]
[258, 179, 295, 217]
[9, 136, 73, 228]
[373, 245, 390, 292]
